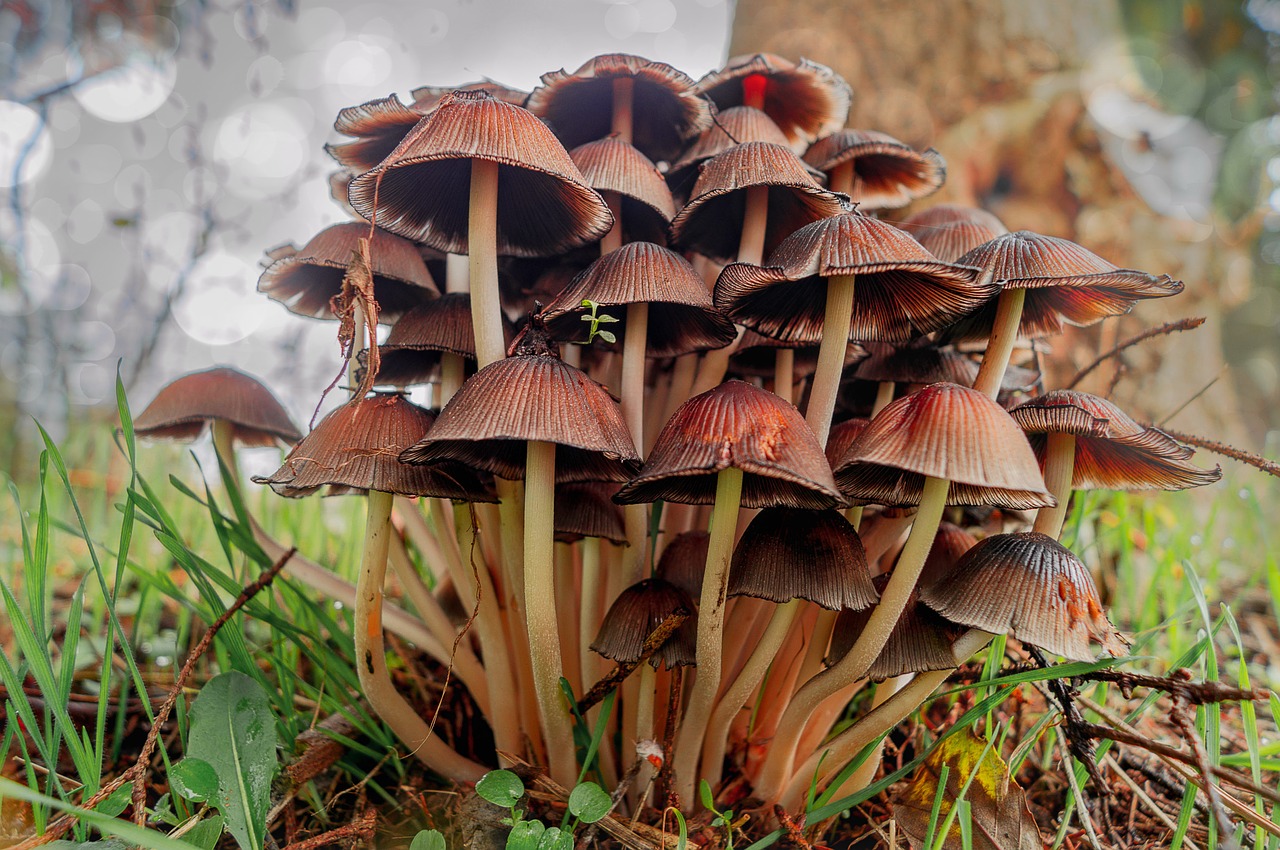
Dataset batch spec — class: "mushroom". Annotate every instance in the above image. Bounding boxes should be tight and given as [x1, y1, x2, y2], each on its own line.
[803, 129, 946, 209]
[665, 106, 791, 200]
[899, 204, 1009, 264]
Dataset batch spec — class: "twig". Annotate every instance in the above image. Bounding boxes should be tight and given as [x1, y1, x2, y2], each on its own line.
[1141, 425, 1280, 478]
[1169, 695, 1239, 849]
[1075, 668, 1267, 705]
[577, 611, 689, 714]
[12, 549, 294, 849]
[1104, 754, 1199, 850]
[773, 804, 813, 850]
[278, 808, 376, 850]
[1157, 370, 1224, 427]
[1068, 317, 1206, 389]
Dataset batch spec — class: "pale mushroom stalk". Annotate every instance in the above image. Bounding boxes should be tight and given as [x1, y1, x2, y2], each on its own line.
[577, 535, 622, 789]
[210, 419, 240, 489]
[355, 489, 486, 781]
[753, 474, 950, 802]
[630, 662, 659, 809]
[523, 439, 578, 784]
[826, 673, 907, 800]
[777, 629, 995, 812]
[828, 160, 855, 196]
[612, 77, 634, 142]
[469, 159, 505, 369]
[442, 254, 469, 401]
[672, 467, 744, 806]
[1032, 431, 1077, 539]
[872, 381, 895, 417]
[971, 286, 1026, 398]
[773, 348, 795, 404]
[805, 274, 856, 446]
[700, 596, 803, 788]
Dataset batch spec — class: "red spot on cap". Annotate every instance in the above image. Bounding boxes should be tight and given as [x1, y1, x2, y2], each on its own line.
[742, 74, 768, 108]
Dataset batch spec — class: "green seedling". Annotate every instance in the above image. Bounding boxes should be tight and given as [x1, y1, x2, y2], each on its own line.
[579, 299, 619, 344]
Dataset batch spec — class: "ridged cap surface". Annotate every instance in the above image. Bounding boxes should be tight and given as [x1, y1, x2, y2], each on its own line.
[591, 578, 697, 668]
[696, 53, 851, 149]
[803, 129, 946, 210]
[569, 137, 675, 244]
[666, 106, 791, 196]
[828, 576, 964, 680]
[134, 367, 301, 447]
[554, 482, 627, 544]
[656, 530, 709, 600]
[327, 94, 430, 174]
[901, 205, 1009, 264]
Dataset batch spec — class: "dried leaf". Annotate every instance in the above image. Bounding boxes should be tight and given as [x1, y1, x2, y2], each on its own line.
[891, 730, 1043, 850]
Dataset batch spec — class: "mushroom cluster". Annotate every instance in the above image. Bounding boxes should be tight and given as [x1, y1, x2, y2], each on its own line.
[134, 51, 1220, 823]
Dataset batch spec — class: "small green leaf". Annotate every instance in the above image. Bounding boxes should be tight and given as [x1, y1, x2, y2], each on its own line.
[596, 330, 616, 344]
[93, 784, 133, 817]
[170, 758, 219, 803]
[580, 314, 595, 321]
[699, 780, 716, 813]
[410, 828, 448, 850]
[477, 769, 525, 808]
[181, 815, 226, 850]
[537, 825, 573, 850]
[596, 313, 619, 323]
[580, 299, 594, 308]
[568, 781, 612, 824]
[506, 818, 545, 850]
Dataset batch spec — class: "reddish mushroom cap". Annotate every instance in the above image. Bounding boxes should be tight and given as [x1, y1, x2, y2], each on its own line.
[668, 141, 845, 263]
[528, 53, 711, 163]
[591, 577, 697, 668]
[326, 94, 432, 174]
[614, 380, 846, 509]
[918, 521, 979, 590]
[134, 367, 301, 447]
[258, 222, 439, 321]
[656, 530, 710, 600]
[358, 293, 515, 387]
[569, 137, 676, 244]
[714, 212, 992, 343]
[348, 90, 614, 257]
[900, 204, 1009, 264]
[834, 382, 1053, 510]
[803, 129, 946, 210]
[253, 393, 497, 501]
[827, 575, 964, 680]
[408, 80, 529, 111]
[919, 531, 1127, 661]
[696, 53, 851, 150]
[665, 106, 791, 198]
[542, 242, 737, 357]
[728, 330, 866, 381]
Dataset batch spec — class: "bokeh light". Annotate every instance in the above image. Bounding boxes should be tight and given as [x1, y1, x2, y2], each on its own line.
[0, 100, 54, 188]
[172, 251, 274, 345]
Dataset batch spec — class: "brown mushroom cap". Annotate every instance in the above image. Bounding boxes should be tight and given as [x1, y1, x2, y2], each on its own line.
[656, 530, 710, 600]
[900, 205, 1009, 264]
[542, 242, 737, 357]
[803, 129, 946, 210]
[852, 340, 978, 387]
[134, 367, 302, 447]
[665, 106, 791, 198]
[1010, 390, 1222, 491]
[528, 53, 711, 163]
[947, 231, 1185, 341]
[824, 417, 870, 468]
[258, 222, 439, 321]
[727, 508, 877, 610]
[252, 393, 497, 501]
[696, 53, 851, 150]
[919, 531, 1127, 661]
[569, 138, 676, 244]
[613, 380, 846, 509]
[408, 81, 529, 111]
[358, 293, 516, 387]
[714, 212, 992, 343]
[347, 90, 614, 257]
[326, 94, 431, 175]
[554, 482, 627, 545]
[834, 382, 1054, 510]
[591, 578, 697, 668]
[668, 141, 845, 263]
[827, 575, 964, 680]
[398, 323, 640, 483]
[918, 521, 979, 590]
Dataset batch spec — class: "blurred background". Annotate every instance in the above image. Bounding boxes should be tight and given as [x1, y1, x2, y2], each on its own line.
[0, 0, 1276, 478]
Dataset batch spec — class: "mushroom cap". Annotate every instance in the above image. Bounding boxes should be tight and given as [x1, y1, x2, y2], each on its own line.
[326, 94, 431, 174]
[614, 380, 846, 509]
[668, 141, 845, 263]
[542, 242, 737, 357]
[947, 231, 1185, 340]
[569, 138, 676, 244]
[803, 129, 946, 210]
[399, 329, 640, 483]
[554, 482, 627, 544]
[852, 340, 978, 387]
[900, 205, 1009, 264]
[918, 521, 979, 590]
[656, 530, 710, 599]
[134, 367, 302, 447]
[591, 578, 697, 668]
[714, 212, 992, 343]
[253, 394, 497, 501]
[696, 53, 851, 150]
[358, 293, 515, 386]
[258, 222, 439, 321]
[528, 53, 711, 163]
[827, 576, 964, 680]
[727, 508, 877, 610]
[1010, 390, 1221, 491]
[348, 90, 614, 257]
[824, 418, 870, 467]
[666, 106, 791, 198]
[408, 80, 529, 111]
[919, 531, 1127, 661]
[834, 382, 1054, 510]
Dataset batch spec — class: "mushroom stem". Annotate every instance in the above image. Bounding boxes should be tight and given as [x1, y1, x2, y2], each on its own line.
[601, 191, 624, 256]
[824, 674, 906, 800]
[777, 629, 996, 812]
[701, 597, 804, 789]
[355, 489, 486, 781]
[806, 274, 856, 447]
[523, 439, 578, 784]
[773, 348, 795, 404]
[440, 354, 466, 407]
[579, 536, 606, 685]
[612, 76, 634, 143]
[621, 303, 649, 452]
[672, 466, 744, 807]
[795, 607, 838, 694]
[828, 160, 855, 196]
[210, 418, 240, 490]
[630, 662, 658, 810]
[972, 287, 1026, 399]
[446, 252, 469, 294]
[1033, 432, 1077, 539]
[469, 158, 505, 369]
[753, 474, 950, 802]
[872, 381, 895, 417]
